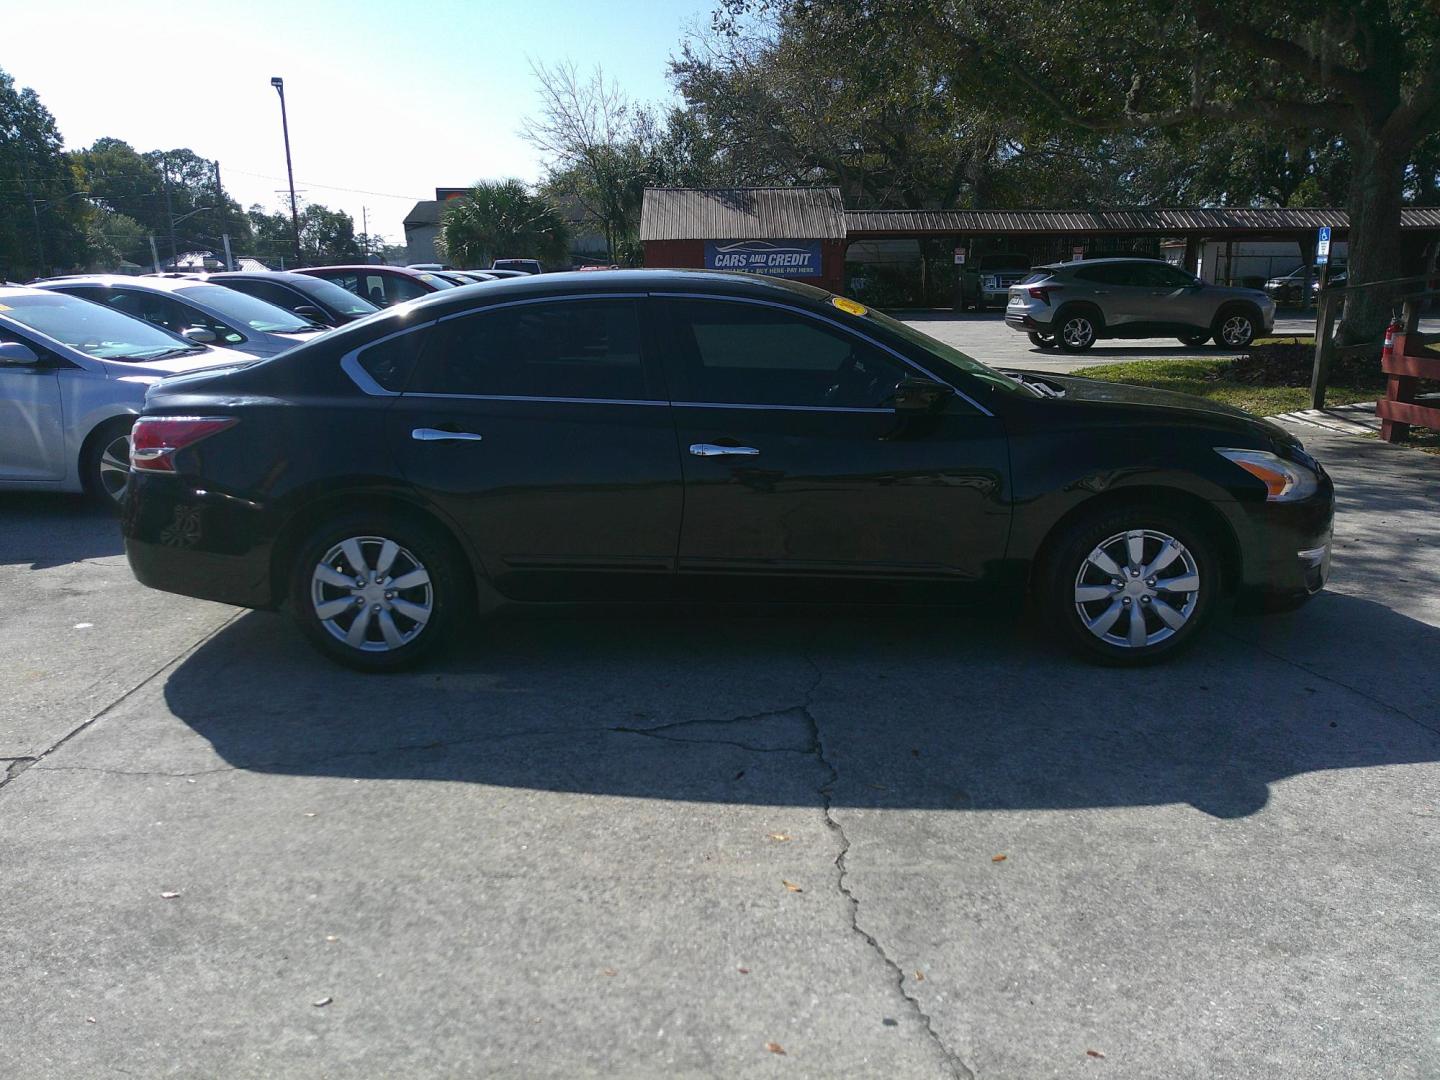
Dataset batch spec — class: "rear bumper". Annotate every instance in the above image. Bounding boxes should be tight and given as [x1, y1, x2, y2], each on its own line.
[122, 472, 277, 610]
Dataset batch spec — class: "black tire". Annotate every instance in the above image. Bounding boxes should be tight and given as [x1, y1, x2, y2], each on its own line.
[1177, 332, 1210, 347]
[1038, 505, 1220, 666]
[1054, 308, 1099, 352]
[79, 416, 135, 511]
[288, 511, 467, 672]
[1212, 307, 1259, 349]
[1027, 331, 1058, 349]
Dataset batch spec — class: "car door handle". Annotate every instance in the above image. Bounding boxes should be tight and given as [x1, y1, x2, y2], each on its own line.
[412, 427, 483, 442]
[689, 443, 759, 457]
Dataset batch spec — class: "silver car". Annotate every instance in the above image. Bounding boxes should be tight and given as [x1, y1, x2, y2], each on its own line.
[0, 286, 257, 504]
[33, 274, 328, 358]
[1005, 258, 1276, 352]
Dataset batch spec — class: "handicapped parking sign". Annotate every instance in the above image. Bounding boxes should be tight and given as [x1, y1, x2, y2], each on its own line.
[1316, 226, 1331, 266]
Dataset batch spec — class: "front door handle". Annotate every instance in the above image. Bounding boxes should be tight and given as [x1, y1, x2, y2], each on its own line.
[689, 443, 760, 457]
[412, 427, 483, 442]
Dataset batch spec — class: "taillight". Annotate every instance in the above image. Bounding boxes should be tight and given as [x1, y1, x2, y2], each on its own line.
[1027, 285, 1062, 305]
[129, 416, 237, 473]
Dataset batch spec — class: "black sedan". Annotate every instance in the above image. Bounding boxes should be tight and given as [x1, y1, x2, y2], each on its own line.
[198, 270, 380, 327]
[122, 270, 1333, 671]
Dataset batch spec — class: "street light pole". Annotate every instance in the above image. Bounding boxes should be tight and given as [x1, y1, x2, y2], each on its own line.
[270, 76, 302, 266]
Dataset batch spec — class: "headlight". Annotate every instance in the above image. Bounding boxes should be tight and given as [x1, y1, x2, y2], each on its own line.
[1215, 448, 1319, 501]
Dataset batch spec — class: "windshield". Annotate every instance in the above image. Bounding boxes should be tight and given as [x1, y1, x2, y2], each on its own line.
[174, 283, 320, 333]
[857, 303, 1023, 393]
[293, 276, 379, 317]
[0, 291, 203, 361]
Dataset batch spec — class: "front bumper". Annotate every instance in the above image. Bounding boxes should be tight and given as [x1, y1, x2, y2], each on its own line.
[1228, 465, 1335, 611]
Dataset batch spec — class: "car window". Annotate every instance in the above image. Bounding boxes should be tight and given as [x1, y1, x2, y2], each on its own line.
[409, 299, 652, 400]
[174, 284, 315, 333]
[226, 279, 303, 312]
[1130, 263, 1195, 288]
[662, 299, 908, 409]
[3, 291, 205, 361]
[99, 288, 245, 343]
[356, 330, 427, 392]
[378, 275, 429, 305]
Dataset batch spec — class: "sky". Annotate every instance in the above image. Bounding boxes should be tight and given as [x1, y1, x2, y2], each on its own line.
[1, 0, 714, 244]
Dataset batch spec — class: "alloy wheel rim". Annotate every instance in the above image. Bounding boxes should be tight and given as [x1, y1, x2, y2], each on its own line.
[310, 535, 434, 653]
[98, 434, 131, 503]
[1063, 318, 1093, 347]
[1221, 316, 1253, 346]
[1073, 529, 1201, 649]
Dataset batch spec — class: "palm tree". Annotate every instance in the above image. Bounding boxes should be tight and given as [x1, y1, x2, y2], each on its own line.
[438, 179, 570, 269]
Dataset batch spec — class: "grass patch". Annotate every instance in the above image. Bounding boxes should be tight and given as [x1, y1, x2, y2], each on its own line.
[1072, 358, 1378, 416]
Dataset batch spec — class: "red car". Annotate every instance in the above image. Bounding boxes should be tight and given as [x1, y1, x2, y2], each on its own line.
[295, 265, 457, 308]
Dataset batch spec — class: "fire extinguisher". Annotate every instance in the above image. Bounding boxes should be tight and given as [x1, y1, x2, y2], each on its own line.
[1381, 313, 1402, 365]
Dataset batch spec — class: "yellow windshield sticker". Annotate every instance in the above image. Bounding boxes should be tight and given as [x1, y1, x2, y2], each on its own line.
[0, 303, 10, 311]
[831, 296, 868, 317]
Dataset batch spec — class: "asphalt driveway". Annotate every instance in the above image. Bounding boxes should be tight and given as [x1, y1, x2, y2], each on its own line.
[1, 424, 1436, 1079]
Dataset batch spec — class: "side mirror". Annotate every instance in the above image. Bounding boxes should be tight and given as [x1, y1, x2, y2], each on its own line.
[293, 304, 326, 322]
[0, 341, 40, 366]
[181, 326, 217, 344]
[892, 376, 954, 413]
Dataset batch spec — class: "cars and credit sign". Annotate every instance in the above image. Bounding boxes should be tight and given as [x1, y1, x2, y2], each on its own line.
[705, 240, 822, 277]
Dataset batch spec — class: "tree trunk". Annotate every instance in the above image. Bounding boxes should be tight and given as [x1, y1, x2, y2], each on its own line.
[1337, 140, 1407, 346]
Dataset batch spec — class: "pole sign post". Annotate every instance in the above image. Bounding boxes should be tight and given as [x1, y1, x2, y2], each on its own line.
[1316, 226, 1331, 267]
[705, 240, 822, 278]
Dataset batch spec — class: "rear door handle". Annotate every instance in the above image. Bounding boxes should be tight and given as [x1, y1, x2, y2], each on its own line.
[689, 443, 759, 457]
[412, 427, 483, 442]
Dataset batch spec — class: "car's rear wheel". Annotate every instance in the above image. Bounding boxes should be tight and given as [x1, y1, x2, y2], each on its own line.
[289, 513, 465, 672]
[1040, 506, 1219, 665]
[1055, 310, 1098, 352]
[1213, 308, 1259, 348]
[80, 417, 135, 510]
[1028, 331, 1058, 349]
[1177, 332, 1210, 346]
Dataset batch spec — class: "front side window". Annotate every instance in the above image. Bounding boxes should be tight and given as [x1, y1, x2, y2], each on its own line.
[408, 299, 651, 400]
[376, 275, 429, 305]
[663, 299, 907, 409]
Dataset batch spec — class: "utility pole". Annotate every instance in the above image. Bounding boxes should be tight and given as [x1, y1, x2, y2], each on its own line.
[270, 77, 302, 266]
[23, 165, 45, 275]
[214, 161, 232, 269]
[162, 154, 178, 266]
[149, 235, 161, 274]
[361, 205, 369, 260]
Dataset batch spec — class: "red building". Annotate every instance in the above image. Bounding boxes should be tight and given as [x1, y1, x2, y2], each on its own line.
[640, 187, 847, 294]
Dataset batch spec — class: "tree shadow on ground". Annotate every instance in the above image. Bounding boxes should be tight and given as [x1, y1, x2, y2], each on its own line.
[160, 590, 1440, 820]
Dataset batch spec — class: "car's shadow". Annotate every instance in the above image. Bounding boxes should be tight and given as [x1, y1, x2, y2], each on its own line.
[160, 591, 1440, 820]
[0, 493, 121, 568]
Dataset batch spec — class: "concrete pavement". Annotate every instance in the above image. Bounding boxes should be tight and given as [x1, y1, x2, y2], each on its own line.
[1, 427, 1437, 1078]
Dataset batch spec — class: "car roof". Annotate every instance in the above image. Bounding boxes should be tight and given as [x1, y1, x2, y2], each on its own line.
[0, 284, 54, 299]
[392, 268, 832, 321]
[1036, 257, 1171, 271]
[298, 264, 431, 276]
[34, 274, 218, 293]
[194, 270, 326, 285]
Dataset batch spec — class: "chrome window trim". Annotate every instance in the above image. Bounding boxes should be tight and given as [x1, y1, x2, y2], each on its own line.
[654, 291, 995, 417]
[339, 318, 440, 397]
[405, 392, 668, 408]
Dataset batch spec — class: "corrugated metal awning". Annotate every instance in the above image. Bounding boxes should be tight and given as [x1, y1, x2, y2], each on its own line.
[843, 206, 1440, 235]
[641, 188, 847, 241]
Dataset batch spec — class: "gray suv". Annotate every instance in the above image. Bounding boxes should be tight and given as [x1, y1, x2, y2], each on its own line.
[1005, 258, 1275, 352]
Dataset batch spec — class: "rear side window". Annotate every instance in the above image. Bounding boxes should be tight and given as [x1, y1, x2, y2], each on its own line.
[378, 274, 428, 305]
[1020, 271, 1051, 285]
[227, 279, 302, 312]
[408, 299, 652, 400]
[356, 330, 426, 392]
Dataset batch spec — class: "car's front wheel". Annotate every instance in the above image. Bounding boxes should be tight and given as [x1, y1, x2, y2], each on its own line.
[289, 513, 465, 672]
[1028, 331, 1058, 349]
[81, 417, 136, 510]
[1040, 506, 1219, 665]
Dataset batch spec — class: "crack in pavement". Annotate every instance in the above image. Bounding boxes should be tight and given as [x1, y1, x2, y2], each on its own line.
[611, 661, 974, 1079]
[0, 612, 246, 796]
